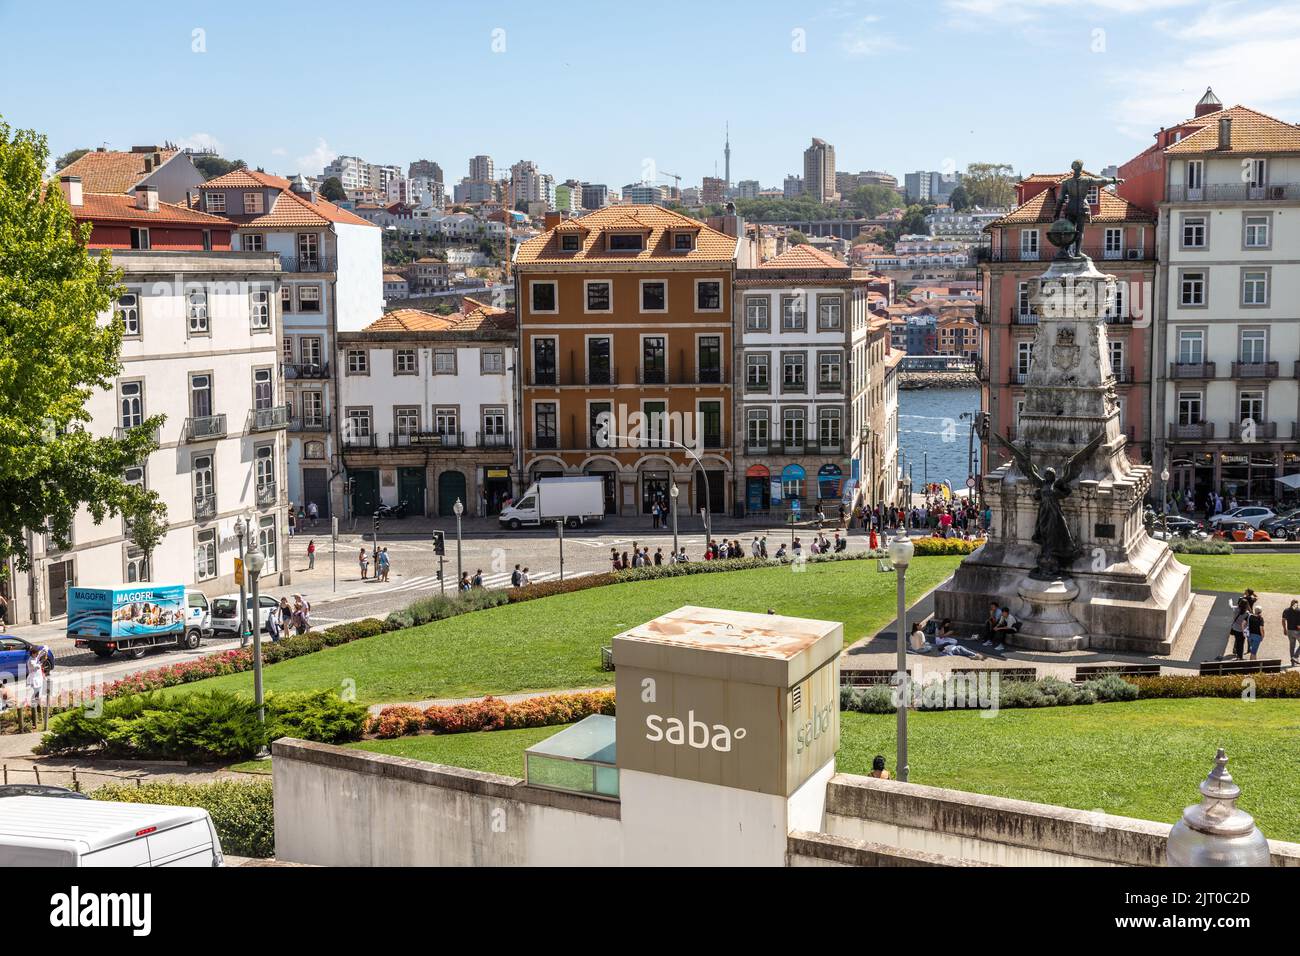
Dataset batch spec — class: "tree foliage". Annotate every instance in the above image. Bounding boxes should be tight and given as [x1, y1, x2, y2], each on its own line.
[53, 148, 89, 171]
[192, 154, 247, 181]
[318, 176, 346, 202]
[0, 119, 165, 571]
[962, 163, 1017, 209]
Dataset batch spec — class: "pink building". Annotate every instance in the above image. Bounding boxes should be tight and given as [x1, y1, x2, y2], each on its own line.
[978, 174, 1156, 470]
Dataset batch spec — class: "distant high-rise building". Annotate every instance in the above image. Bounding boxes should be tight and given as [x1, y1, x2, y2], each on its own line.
[724, 122, 731, 190]
[469, 155, 495, 182]
[701, 176, 726, 204]
[580, 183, 610, 210]
[783, 174, 804, 198]
[904, 171, 960, 203]
[803, 138, 837, 204]
[409, 159, 443, 183]
[737, 179, 761, 200]
[622, 183, 666, 205]
[453, 179, 495, 204]
[511, 160, 555, 208]
[680, 186, 702, 205]
[859, 170, 898, 189]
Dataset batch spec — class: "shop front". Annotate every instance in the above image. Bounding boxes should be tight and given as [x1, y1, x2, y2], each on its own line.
[745, 464, 770, 513]
[482, 466, 512, 515]
[817, 463, 843, 502]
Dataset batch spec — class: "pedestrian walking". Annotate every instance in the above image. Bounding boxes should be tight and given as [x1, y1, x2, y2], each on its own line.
[378, 547, 391, 582]
[1228, 598, 1250, 661]
[265, 603, 282, 644]
[1284, 599, 1300, 665]
[25, 647, 45, 725]
[654, 547, 663, 566]
[307, 539, 316, 570]
[288, 509, 296, 537]
[459, 572, 471, 592]
[472, 568, 484, 588]
[512, 564, 523, 587]
[359, 546, 369, 580]
[1247, 604, 1265, 661]
[291, 595, 311, 634]
[308, 501, 319, 527]
[520, 567, 531, 586]
[0, 592, 7, 633]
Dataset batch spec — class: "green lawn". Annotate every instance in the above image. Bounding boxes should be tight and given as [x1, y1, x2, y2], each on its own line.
[171, 557, 960, 706]
[1175, 552, 1300, 594]
[839, 699, 1300, 842]
[347, 698, 1300, 843]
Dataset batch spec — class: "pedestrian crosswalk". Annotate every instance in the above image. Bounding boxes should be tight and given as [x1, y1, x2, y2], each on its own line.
[366, 568, 592, 596]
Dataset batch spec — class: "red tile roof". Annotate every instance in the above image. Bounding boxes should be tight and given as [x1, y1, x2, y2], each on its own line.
[362, 298, 514, 335]
[1164, 105, 1300, 155]
[55, 148, 181, 195]
[993, 176, 1154, 226]
[73, 193, 232, 227]
[758, 244, 848, 270]
[197, 169, 377, 228]
[516, 205, 735, 264]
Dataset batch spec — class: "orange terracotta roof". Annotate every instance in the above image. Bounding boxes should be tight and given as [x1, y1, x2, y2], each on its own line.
[56, 148, 181, 195]
[362, 300, 515, 335]
[1165, 105, 1300, 155]
[452, 297, 515, 333]
[515, 204, 736, 265]
[758, 244, 849, 270]
[197, 169, 377, 228]
[993, 178, 1154, 226]
[74, 193, 232, 227]
[364, 309, 458, 333]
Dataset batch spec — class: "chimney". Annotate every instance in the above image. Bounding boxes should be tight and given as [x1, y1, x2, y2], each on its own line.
[153, 151, 162, 167]
[1218, 116, 1232, 150]
[143, 157, 153, 173]
[544, 212, 563, 230]
[59, 175, 83, 207]
[135, 185, 159, 212]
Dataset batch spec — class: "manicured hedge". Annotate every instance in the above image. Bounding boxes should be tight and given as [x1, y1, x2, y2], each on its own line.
[1128, 671, 1300, 698]
[1168, 539, 1234, 554]
[369, 690, 616, 739]
[93, 781, 275, 858]
[839, 674, 1138, 713]
[38, 690, 367, 762]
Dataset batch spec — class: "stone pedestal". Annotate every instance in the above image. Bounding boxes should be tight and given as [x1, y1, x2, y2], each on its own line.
[935, 255, 1194, 654]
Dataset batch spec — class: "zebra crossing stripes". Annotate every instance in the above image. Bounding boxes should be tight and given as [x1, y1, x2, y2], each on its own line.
[366, 568, 592, 596]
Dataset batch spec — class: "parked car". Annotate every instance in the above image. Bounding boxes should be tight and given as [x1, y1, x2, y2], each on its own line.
[1259, 507, 1300, 535]
[1207, 506, 1275, 529]
[210, 593, 283, 639]
[0, 784, 88, 800]
[0, 636, 54, 691]
[1149, 514, 1208, 541]
[1266, 516, 1300, 541]
[1211, 521, 1272, 542]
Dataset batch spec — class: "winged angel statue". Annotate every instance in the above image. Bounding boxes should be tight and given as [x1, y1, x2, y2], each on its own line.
[992, 430, 1105, 576]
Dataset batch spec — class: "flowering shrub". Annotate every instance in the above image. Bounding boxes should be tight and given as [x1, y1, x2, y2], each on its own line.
[370, 690, 616, 739]
[911, 536, 982, 556]
[1128, 671, 1300, 698]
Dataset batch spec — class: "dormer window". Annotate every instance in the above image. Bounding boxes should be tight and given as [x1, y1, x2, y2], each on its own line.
[243, 192, 265, 215]
[1086, 186, 1099, 205]
[672, 231, 695, 251]
[205, 192, 226, 214]
[560, 234, 581, 252]
[608, 232, 645, 252]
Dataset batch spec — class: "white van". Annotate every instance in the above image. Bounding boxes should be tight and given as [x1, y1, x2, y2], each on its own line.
[0, 796, 224, 866]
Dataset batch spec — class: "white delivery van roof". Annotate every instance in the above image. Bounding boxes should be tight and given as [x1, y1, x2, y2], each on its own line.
[0, 796, 210, 854]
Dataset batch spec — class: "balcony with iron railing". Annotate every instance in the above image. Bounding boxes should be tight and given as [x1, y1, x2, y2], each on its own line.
[816, 378, 844, 394]
[248, 404, 290, 432]
[1170, 362, 1216, 380]
[1112, 365, 1136, 384]
[289, 414, 331, 433]
[193, 493, 217, 520]
[744, 377, 771, 393]
[391, 431, 465, 449]
[1232, 361, 1279, 380]
[1168, 182, 1300, 203]
[476, 430, 511, 449]
[980, 244, 1155, 264]
[1009, 367, 1029, 385]
[256, 481, 277, 507]
[278, 256, 337, 273]
[112, 423, 161, 443]
[781, 378, 808, 394]
[1168, 422, 1215, 440]
[1229, 420, 1277, 441]
[184, 413, 227, 442]
[528, 431, 561, 450]
[282, 361, 330, 380]
[586, 367, 619, 386]
[1011, 308, 1038, 325]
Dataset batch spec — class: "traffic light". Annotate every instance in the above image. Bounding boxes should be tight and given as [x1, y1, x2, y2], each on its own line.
[372, 515, 380, 538]
[432, 530, 445, 556]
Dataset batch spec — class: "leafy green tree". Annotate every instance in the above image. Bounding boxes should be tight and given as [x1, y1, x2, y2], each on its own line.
[192, 154, 247, 181]
[849, 184, 903, 217]
[0, 120, 166, 572]
[127, 491, 170, 578]
[962, 163, 1017, 209]
[54, 147, 89, 171]
[787, 230, 809, 245]
[319, 176, 346, 202]
[948, 183, 970, 211]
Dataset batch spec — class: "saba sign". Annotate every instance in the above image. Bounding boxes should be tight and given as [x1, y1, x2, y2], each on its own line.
[611, 605, 841, 797]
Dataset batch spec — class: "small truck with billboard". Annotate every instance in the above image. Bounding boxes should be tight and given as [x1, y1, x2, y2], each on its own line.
[67, 585, 212, 660]
[498, 476, 605, 529]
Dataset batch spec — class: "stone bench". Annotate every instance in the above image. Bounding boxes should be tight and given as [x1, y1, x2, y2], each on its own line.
[1073, 663, 1161, 683]
[1198, 658, 1283, 676]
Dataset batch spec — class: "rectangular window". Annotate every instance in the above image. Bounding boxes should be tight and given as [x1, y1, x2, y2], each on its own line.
[258, 515, 277, 573]
[534, 402, 558, 448]
[818, 353, 843, 387]
[782, 408, 805, 447]
[817, 295, 843, 330]
[531, 281, 557, 313]
[1244, 215, 1270, 249]
[281, 286, 292, 313]
[1242, 271, 1268, 306]
[586, 281, 611, 312]
[642, 336, 666, 384]
[300, 337, 322, 367]
[1017, 342, 1032, 378]
[641, 281, 666, 312]
[253, 368, 273, 410]
[195, 529, 217, 580]
[745, 353, 769, 388]
[1177, 330, 1204, 365]
[347, 408, 372, 438]
[782, 353, 806, 390]
[1239, 390, 1264, 424]
[130, 228, 150, 250]
[608, 233, 644, 251]
[434, 407, 458, 437]
[1020, 229, 1039, 259]
[697, 336, 721, 383]
[1246, 158, 1267, 190]
[589, 401, 611, 448]
[282, 337, 294, 363]
[481, 349, 504, 374]
[250, 289, 270, 329]
[297, 286, 321, 312]
[696, 280, 722, 311]
[1185, 160, 1203, 192]
[560, 234, 581, 252]
[746, 409, 769, 449]
[1103, 228, 1123, 258]
[302, 390, 324, 427]
[1017, 282, 1030, 318]
[1182, 216, 1206, 248]
[243, 233, 264, 252]
[533, 338, 557, 385]
[241, 192, 264, 215]
[434, 350, 456, 374]
[781, 295, 806, 331]
[347, 350, 369, 375]
[395, 406, 420, 437]
[1177, 391, 1202, 426]
[673, 232, 694, 251]
[190, 374, 212, 419]
[115, 292, 139, 335]
[482, 406, 507, 445]
[205, 193, 225, 214]
[1109, 339, 1124, 378]
[296, 233, 317, 266]
[587, 337, 612, 384]
[119, 381, 143, 429]
[1180, 272, 1206, 307]
[395, 349, 418, 374]
[818, 408, 842, 448]
[193, 454, 215, 523]
[1240, 330, 1266, 364]
[745, 297, 770, 331]
[700, 401, 722, 448]
[187, 288, 208, 334]
[255, 443, 275, 493]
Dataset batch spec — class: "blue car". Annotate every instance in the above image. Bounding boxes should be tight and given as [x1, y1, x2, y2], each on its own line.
[0, 636, 55, 684]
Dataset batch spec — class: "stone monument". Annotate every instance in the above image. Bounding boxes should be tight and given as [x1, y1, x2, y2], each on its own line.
[935, 166, 1193, 653]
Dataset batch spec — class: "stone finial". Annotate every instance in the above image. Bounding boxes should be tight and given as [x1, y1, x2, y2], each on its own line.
[1166, 749, 1270, 866]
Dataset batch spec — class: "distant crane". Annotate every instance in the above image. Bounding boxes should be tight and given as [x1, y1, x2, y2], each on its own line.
[658, 171, 683, 196]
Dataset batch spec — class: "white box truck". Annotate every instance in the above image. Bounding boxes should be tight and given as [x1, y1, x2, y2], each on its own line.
[498, 476, 605, 529]
[0, 796, 224, 866]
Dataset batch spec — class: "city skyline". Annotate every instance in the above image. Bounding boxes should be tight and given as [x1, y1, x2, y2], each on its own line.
[5, 0, 1299, 192]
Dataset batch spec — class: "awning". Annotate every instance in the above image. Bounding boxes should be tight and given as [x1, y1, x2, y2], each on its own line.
[1275, 473, 1300, 490]
[782, 464, 806, 480]
[746, 464, 770, 478]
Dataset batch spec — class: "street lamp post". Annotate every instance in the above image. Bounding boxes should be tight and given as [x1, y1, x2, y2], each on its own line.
[888, 532, 915, 783]
[902, 475, 913, 530]
[1167, 749, 1270, 866]
[244, 536, 269, 760]
[1160, 465, 1171, 540]
[669, 481, 679, 558]
[453, 497, 464, 584]
[234, 518, 249, 649]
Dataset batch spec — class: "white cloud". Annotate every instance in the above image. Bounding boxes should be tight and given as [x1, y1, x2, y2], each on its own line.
[177, 132, 223, 154]
[945, 0, 1196, 27]
[296, 138, 334, 175]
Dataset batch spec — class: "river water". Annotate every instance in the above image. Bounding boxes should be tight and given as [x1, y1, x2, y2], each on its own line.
[898, 385, 981, 493]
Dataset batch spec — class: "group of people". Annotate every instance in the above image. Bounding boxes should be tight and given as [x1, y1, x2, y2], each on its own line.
[358, 546, 392, 582]
[610, 544, 669, 569]
[509, 565, 534, 588]
[287, 501, 321, 537]
[1227, 588, 1274, 662]
[458, 569, 486, 591]
[260, 594, 312, 645]
[906, 617, 990, 659]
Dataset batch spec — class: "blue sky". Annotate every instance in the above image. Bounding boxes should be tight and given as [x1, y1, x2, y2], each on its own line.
[3, 0, 1298, 189]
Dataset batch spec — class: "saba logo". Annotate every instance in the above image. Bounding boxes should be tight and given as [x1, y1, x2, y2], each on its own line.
[639, 677, 746, 752]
